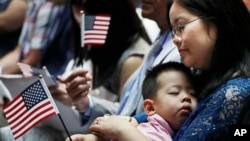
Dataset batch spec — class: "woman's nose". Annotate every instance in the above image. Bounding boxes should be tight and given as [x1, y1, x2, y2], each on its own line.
[172, 35, 182, 47]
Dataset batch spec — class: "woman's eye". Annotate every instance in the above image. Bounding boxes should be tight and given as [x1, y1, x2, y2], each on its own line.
[178, 25, 185, 33]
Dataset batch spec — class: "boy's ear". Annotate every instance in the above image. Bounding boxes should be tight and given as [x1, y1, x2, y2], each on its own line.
[143, 99, 156, 116]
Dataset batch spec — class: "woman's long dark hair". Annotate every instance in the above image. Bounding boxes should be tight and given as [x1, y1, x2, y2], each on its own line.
[70, 0, 152, 88]
[173, 0, 250, 98]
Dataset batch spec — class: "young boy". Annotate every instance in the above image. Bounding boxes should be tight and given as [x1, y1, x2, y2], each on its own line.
[137, 61, 198, 141]
[87, 62, 198, 141]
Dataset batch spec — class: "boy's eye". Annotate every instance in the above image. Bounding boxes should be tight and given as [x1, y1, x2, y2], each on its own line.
[189, 90, 196, 96]
[168, 92, 179, 95]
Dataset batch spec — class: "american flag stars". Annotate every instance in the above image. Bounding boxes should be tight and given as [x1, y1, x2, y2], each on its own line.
[22, 82, 48, 110]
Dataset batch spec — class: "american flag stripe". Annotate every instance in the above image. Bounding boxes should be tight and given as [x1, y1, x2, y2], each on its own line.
[93, 25, 110, 30]
[84, 40, 106, 44]
[5, 99, 53, 125]
[4, 97, 56, 139]
[17, 62, 33, 77]
[85, 30, 108, 34]
[12, 108, 55, 139]
[3, 79, 59, 139]
[95, 16, 111, 21]
[82, 14, 111, 47]
[84, 35, 107, 39]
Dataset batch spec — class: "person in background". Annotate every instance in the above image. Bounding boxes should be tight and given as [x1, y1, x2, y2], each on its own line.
[50, 0, 153, 132]
[0, 0, 73, 140]
[68, 0, 152, 98]
[67, 0, 250, 140]
[63, 0, 181, 140]
[89, 62, 198, 141]
[243, 0, 250, 12]
[0, 0, 153, 140]
[0, 0, 27, 57]
[0, 0, 73, 76]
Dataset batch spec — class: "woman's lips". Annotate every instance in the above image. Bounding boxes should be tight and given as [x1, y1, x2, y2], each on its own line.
[178, 49, 187, 57]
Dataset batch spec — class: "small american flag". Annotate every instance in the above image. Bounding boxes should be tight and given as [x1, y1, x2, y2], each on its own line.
[81, 14, 111, 47]
[17, 62, 58, 87]
[3, 78, 59, 139]
[17, 62, 50, 77]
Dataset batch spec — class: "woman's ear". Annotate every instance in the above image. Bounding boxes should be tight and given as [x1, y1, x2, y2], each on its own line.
[143, 99, 156, 116]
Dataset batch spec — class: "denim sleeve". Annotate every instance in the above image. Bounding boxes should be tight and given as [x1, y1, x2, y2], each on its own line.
[134, 112, 148, 123]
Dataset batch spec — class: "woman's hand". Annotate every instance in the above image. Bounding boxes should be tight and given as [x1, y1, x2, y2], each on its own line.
[65, 134, 102, 141]
[90, 115, 148, 141]
[58, 69, 92, 112]
[90, 115, 136, 140]
[49, 83, 73, 106]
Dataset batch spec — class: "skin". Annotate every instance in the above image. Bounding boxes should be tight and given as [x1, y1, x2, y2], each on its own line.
[117, 0, 168, 97]
[0, 0, 28, 74]
[169, 0, 217, 70]
[64, 0, 172, 140]
[71, 5, 82, 26]
[89, 116, 147, 141]
[62, 0, 169, 111]
[72, 5, 143, 98]
[58, 70, 92, 112]
[118, 0, 168, 96]
[118, 56, 143, 96]
[0, 44, 21, 74]
[0, 0, 27, 33]
[0, 1, 55, 74]
[66, 115, 145, 141]
[141, 0, 168, 31]
[243, 0, 250, 10]
[144, 71, 197, 131]
[85, 71, 197, 141]
[0, 97, 4, 108]
[65, 0, 220, 140]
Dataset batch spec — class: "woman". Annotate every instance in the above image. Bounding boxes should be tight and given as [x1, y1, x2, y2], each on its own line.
[67, 0, 250, 140]
[170, 0, 250, 140]
[69, 0, 152, 94]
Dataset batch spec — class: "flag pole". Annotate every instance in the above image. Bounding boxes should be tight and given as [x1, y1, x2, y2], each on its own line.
[38, 75, 73, 141]
[57, 114, 73, 141]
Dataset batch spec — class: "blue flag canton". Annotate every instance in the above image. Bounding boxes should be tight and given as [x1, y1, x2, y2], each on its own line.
[22, 80, 48, 110]
[85, 15, 95, 30]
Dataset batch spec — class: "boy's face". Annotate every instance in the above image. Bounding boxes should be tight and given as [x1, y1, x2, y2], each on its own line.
[152, 71, 197, 131]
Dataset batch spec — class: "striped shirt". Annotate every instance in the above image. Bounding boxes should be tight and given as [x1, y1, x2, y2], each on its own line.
[18, 1, 73, 75]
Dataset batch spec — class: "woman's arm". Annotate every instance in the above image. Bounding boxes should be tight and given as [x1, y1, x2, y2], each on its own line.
[89, 116, 148, 141]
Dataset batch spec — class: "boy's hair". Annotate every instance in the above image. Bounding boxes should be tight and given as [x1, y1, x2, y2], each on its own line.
[142, 62, 194, 100]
